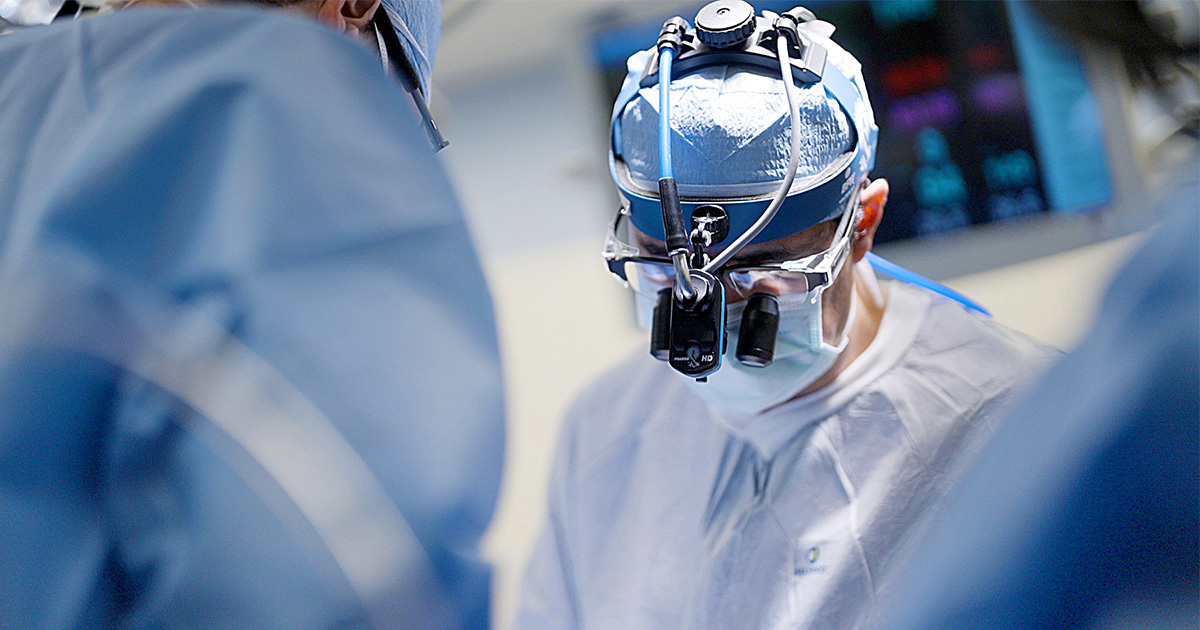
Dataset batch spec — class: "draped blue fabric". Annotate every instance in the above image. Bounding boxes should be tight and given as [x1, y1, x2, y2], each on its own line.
[0, 6, 503, 629]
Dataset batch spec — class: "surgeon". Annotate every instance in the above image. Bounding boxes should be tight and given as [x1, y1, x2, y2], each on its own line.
[0, 0, 502, 629]
[514, 2, 1057, 628]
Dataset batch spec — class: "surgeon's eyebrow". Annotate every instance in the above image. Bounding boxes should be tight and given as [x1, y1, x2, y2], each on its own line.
[727, 246, 801, 266]
[726, 243, 827, 266]
[635, 235, 668, 257]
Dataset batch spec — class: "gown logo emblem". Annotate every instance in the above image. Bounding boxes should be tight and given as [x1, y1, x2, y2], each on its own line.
[795, 544, 828, 576]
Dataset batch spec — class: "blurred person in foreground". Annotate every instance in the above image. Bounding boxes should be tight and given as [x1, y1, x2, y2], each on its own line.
[513, 2, 1059, 628]
[0, 0, 503, 628]
[879, 1, 1198, 629]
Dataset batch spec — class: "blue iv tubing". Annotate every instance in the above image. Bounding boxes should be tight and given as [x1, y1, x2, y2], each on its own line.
[866, 252, 991, 316]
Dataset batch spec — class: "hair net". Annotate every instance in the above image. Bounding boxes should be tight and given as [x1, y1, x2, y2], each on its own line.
[615, 22, 873, 200]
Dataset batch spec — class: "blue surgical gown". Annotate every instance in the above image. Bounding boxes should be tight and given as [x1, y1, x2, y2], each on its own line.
[0, 6, 503, 630]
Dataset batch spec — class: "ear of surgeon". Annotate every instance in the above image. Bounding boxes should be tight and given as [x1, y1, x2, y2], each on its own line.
[801, 176, 888, 400]
[313, 0, 380, 34]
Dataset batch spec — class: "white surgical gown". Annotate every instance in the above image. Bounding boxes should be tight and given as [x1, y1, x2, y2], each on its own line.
[514, 282, 1056, 630]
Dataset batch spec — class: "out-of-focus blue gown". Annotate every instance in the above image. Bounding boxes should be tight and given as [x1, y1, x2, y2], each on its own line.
[0, 6, 504, 629]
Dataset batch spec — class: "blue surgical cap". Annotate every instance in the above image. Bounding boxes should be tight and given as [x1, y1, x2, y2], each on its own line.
[612, 17, 877, 198]
[608, 19, 879, 243]
[619, 61, 852, 198]
[379, 0, 440, 98]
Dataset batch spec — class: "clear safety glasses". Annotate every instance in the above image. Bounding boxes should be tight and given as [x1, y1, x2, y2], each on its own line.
[603, 196, 857, 302]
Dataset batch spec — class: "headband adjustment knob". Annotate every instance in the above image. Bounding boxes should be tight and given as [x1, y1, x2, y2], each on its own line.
[695, 0, 756, 49]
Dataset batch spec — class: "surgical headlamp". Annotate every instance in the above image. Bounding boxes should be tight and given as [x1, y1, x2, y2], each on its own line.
[608, 2, 877, 252]
[604, 0, 878, 380]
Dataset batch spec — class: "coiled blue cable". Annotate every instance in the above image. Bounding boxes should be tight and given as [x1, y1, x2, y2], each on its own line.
[659, 47, 674, 180]
[866, 252, 991, 316]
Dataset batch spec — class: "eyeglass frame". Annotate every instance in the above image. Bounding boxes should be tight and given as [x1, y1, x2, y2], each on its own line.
[602, 184, 862, 298]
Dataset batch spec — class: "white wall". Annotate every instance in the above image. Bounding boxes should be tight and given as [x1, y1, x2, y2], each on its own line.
[942, 233, 1141, 350]
[431, 4, 1144, 627]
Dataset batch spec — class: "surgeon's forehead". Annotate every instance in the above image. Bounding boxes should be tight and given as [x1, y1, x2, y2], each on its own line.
[634, 219, 839, 265]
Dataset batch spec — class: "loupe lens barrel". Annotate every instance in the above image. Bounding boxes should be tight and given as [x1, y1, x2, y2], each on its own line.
[736, 293, 780, 367]
[650, 288, 672, 360]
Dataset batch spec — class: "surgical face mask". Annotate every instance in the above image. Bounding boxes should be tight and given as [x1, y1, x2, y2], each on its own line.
[681, 287, 856, 418]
